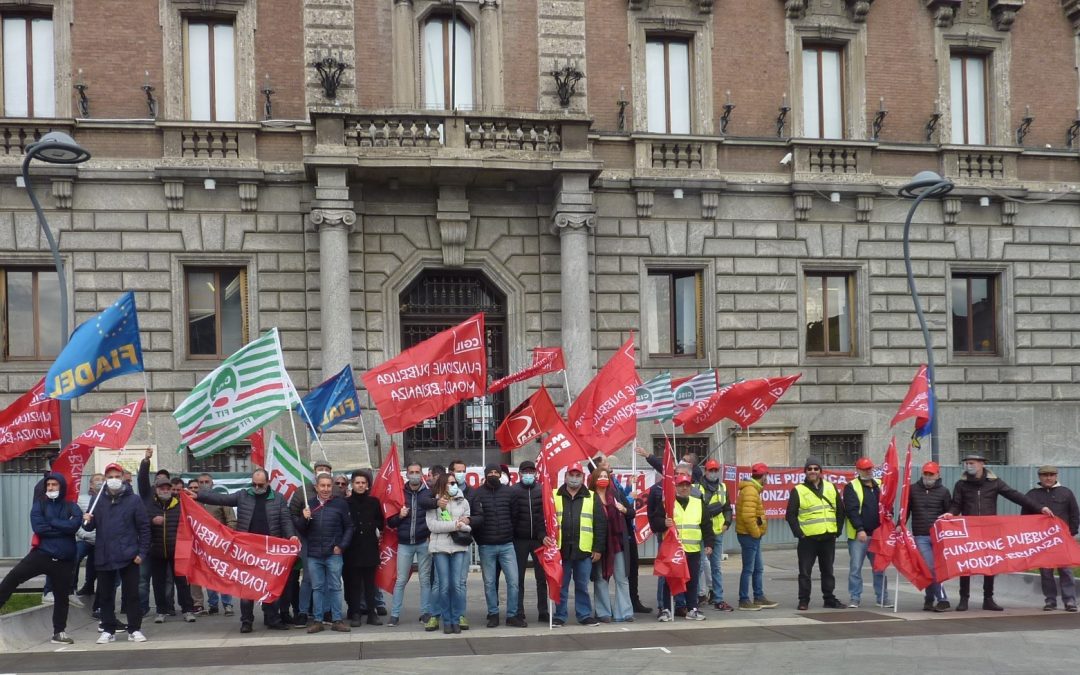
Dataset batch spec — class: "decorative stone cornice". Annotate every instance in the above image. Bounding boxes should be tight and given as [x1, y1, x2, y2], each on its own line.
[1065, 0, 1080, 33]
[629, 0, 713, 12]
[1001, 200, 1019, 226]
[309, 208, 357, 231]
[943, 196, 962, 225]
[925, 0, 962, 28]
[856, 195, 874, 223]
[51, 178, 73, 210]
[990, 0, 1024, 31]
[163, 180, 184, 211]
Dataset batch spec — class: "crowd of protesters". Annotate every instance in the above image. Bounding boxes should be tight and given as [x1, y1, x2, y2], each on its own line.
[0, 448, 1077, 646]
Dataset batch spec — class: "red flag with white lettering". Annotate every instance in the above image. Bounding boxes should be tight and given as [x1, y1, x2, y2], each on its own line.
[870, 437, 900, 569]
[534, 453, 563, 603]
[372, 444, 406, 594]
[0, 378, 61, 462]
[52, 399, 145, 502]
[932, 514, 1080, 581]
[248, 429, 266, 468]
[653, 528, 690, 596]
[891, 365, 931, 430]
[634, 503, 652, 545]
[538, 415, 593, 479]
[567, 336, 640, 456]
[362, 314, 486, 433]
[495, 386, 563, 452]
[488, 347, 565, 395]
[677, 375, 801, 434]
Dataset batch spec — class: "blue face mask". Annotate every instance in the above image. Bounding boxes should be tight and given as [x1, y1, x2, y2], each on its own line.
[521, 473, 536, 486]
[447, 484, 460, 497]
[454, 472, 467, 486]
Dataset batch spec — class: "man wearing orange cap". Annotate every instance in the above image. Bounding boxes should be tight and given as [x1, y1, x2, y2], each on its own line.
[906, 461, 951, 611]
[843, 457, 889, 608]
[546, 463, 606, 626]
[698, 459, 733, 611]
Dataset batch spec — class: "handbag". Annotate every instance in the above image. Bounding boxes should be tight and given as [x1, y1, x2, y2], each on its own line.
[450, 529, 473, 546]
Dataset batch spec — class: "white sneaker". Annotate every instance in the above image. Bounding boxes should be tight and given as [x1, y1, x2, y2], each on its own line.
[42, 592, 55, 604]
[685, 609, 707, 621]
[847, 601, 860, 608]
[128, 630, 148, 642]
[658, 609, 672, 622]
[68, 595, 84, 608]
[183, 612, 197, 623]
[96, 632, 115, 644]
[50, 631, 74, 644]
[154, 613, 166, 623]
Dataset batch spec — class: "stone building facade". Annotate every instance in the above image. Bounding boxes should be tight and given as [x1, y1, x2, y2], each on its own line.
[2, 0, 1080, 476]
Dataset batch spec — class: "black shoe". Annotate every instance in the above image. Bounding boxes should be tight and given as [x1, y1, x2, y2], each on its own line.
[552, 618, 566, 627]
[367, 614, 383, 626]
[486, 614, 499, 628]
[923, 600, 934, 612]
[267, 622, 291, 631]
[376, 606, 387, 616]
[443, 624, 453, 634]
[934, 601, 951, 612]
[240, 622, 253, 634]
[507, 616, 527, 628]
[823, 599, 845, 609]
[538, 612, 550, 622]
[1044, 602, 1057, 611]
[350, 617, 363, 627]
[452, 624, 462, 634]
[797, 602, 809, 611]
[208, 606, 219, 615]
[956, 598, 969, 612]
[76, 586, 94, 597]
[580, 616, 599, 626]
[632, 603, 653, 614]
[293, 612, 308, 627]
[982, 597, 1004, 611]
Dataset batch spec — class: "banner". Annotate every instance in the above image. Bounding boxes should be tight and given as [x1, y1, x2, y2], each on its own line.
[567, 336, 640, 456]
[635, 372, 674, 422]
[372, 445, 405, 594]
[488, 347, 565, 395]
[362, 313, 486, 434]
[263, 432, 314, 502]
[672, 371, 718, 411]
[47, 291, 144, 400]
[722, 465, 856, 520]
[52, 400, 145, 501]
[495, 386, 562, 451]
[296, 365, 361, 438]
[869, 438, 901, 567]
[175, 492, 299, 602]
[0, 378, 61, 462]
[932, 514, 1080, 581]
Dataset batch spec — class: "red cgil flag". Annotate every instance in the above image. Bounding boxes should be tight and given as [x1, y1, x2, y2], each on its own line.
[675, 374, 801, 434]
[634, 503, 652, 545]
[248, 429, 266, 468]
[362, 313, 486, 434]
[373, 444, 406, 594]
[567, 336, 640, 456]
[870, 437, 900, 568]
[488, 347, 565, 395]
[891, 365, 932, 437]
[654, 528, 690, 596]
[52, 399, 145, 502]
[0, 378, 61, 462]
[495, 386, 563, 452]
[533, 453, 563, 603]
[538, 415, 594, 480]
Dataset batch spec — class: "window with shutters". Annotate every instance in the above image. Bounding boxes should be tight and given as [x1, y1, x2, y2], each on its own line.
[645, 269, 703, 358]
[645, 36, 691, 134]
[958, 430, 1008, 465]
[808, 433, 863, 467]
[184, 267, 249, 359]
[1, 267, 61, 361]
[189, 444, 251, 473]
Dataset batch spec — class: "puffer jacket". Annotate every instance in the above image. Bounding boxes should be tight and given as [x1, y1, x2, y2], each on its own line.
[949, 470, 1042, 517]
[296, 495, 353, 558]
[1023, 483, 1080, 535]
[387, 484, 432, 545]
[427, 493, 472, 555]
[30, 473, 82, 560]
[735, 478, 768, 538]
[145, 494, 183, 559]
[197, 487, 296, 538]
[84, 483, 151, 571]
[76, 492, 96, 545]
[906, 478, 951, 536]
[510, 480, 545, 541]
[472, 481, 514, 545]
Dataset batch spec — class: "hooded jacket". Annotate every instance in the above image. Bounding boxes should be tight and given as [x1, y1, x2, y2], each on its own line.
[30, 473, 82, 560]
[197, 486, 296, 538]
[948, 470, 1042, 517]
[84, 483, 151, 571]
[1023, 482, 1080, 536]
[735, 478, 768, 538]
[906, 477, 951, 537]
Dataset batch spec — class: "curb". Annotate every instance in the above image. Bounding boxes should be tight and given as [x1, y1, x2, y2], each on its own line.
[0, 604, 53, 653]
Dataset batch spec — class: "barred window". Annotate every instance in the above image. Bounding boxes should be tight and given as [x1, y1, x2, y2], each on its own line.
[189, 445, 251, 474]
[651, 436, 710, 461]
[0, 446, 55, 473]
[808, 432, 863, 467]
[958, 430, 1008, 465]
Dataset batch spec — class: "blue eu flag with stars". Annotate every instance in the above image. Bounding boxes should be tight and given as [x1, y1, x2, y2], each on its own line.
[46, 291, 144, 400]
[296, 365, 361, 438]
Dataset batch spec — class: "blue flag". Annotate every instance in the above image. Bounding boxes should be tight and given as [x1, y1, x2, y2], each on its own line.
[296, 365, 361, 438]
[46, 291, 144, 400]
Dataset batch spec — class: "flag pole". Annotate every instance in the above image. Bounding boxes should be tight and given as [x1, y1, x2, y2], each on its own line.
[562, 371, 574, 408]
[358, 411, 371, 466]
[294, 394, 330, 464]
[140, 370, 155, 447]
[286, 414, 309, 505]
[480, 394, 487, 468]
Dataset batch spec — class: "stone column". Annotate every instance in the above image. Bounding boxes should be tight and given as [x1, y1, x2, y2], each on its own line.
[479, 0, 504, 109]
[391, 0, 416, 106]
[551, 173, 596, 397]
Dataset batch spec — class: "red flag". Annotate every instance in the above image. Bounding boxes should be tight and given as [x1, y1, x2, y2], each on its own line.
[893, 526, 934, 590]
[495, 386, 562, 451]
[897, 441, 914, 526]
[878, 437, 900, 516]
[933, 514, 1080, 581]
[567, 336, 640, 456]
[653, 528, 690, 596]
[488, 347, 565, 395]
[52, 400, 145, 502]
[674, 381, 736, 434]
[891, 365, 931, 430]
[661, 439, 675, 517]
[372, 444, 405, 593]
[538, 416, 593, 479]
[634, 503, 652, 545]
[248, 429, 266, 468]
[175, 492, 299, 601]
[676, 375, 801, 433]
[869, 437, 900, 566]
[534, 453, 563, 603]
[0, 378, 61, 462]
[362, 313, 486, 433]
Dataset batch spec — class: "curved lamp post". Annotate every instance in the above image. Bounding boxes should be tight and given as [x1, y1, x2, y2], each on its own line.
[898, 170, 954, 463]
[21, 131, 92, 449]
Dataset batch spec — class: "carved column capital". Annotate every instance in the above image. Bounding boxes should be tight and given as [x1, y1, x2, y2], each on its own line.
[309, 208, 357, 232]
[552, 212, 596, 232]
[479, 0, 499, 8]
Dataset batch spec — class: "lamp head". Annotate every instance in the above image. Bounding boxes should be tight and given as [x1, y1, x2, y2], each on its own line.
[25, 131, 91, 165]
[898, 170, 953, 199]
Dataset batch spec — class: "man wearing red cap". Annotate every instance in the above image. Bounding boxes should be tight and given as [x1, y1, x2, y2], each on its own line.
[843, 457, 889, 608]
[906, 461, 951, 611]
[735, 463, 778, 610]
[546, 463, 606, 626]
[698, 459, 733, 611]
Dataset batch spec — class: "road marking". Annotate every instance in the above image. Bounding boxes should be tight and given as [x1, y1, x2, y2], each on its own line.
[631, 646, 671, 654]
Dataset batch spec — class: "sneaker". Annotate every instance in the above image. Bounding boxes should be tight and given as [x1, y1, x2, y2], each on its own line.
[424, 616, 440, 632]
[183, 612, 197, 623]
[68, 595, 84, 608]
[154, 614, 166, 624]
[934, 601, 951, 612]
[42, 592, 55, 604]
[877, 599, 894, 609]
[713, 601, 735, 612]
[738, 600, 762, 611]
[824, 599, 845, 609]
[419, 613, 431, 623]
[387, 616, 399, 627]
[223, 604, 234, 617]
[240, 622, 253, 633]
[685, 609, 707, 621]
[1044, 602, 1057, 611]
[96, 632, 115, 644]
[1066, 604, 1078, 613]
[580, 616, 599, 626]
[459, 616, 469, 630]
[50, 632, 74, 645]
[376, 606, 388, 616]
[923, 600, 935, 612]
[293, 613, 309, 628]
[754, 597, 779, 609]
[847, 601, 860, 609]
[552, 618, 566, 627]
[657, 609, 673, 622]
[207, 606, 218, 615]
[128, 630, 147, 643]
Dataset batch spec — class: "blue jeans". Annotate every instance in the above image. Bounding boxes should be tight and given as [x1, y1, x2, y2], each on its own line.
[207, 589, 233, 608]
[914, 535, 948, 603]
[737, 533, 764, 603]
[432, 551, 468, 624]
[555, 556, 592, 623]
[848, 536, 888, 604]
[478, 543, 520, 618]
[700, 538, 726, 602]
[593, 550, 633, 621]
[307, 554, 344, 622]
[391, 541, 432, 619]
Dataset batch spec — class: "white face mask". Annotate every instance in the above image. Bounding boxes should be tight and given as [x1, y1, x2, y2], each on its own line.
[46, 490, 60, 500]
[106, 478, 123, 491]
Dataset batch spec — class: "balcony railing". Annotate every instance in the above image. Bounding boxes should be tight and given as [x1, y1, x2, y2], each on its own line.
[0, 120, 74, 158]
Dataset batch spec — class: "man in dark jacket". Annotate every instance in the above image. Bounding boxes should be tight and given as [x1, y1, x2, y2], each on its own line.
[297, 473, 353, 633]
[1023, 465, 1080, 612]
[145, 475, 197, 624]
[945, 453, 1052, 611]
[474, 462, 525, 628]
[288, 459, 333, 627]
[786, 456, 845, 611]
[843, 457, 888, 608]
[546, 463, 606, 626]
[510, 459, 548, 622]
[85, 462, 151, 644]
[906, 461, 951, 611]
[385, 461, 433, 627]
[194, 468, 299, 631]
[0, 473, 82, 644]
[137, 450, 175, 618]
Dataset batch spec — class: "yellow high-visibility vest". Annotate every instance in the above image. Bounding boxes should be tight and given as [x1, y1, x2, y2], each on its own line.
[795, 481, 839, 537]
[845, 478, 881, 539]
[701, 481, 728, 534]
[554, 491, 593, 552]
[674, 495, 704, 553]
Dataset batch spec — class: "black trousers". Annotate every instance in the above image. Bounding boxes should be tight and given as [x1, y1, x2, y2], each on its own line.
[240, 597, 284, 626]
[512, 538, 548, 618]
[345, 565, 378, 620]
[0, 549, 73, 633]
[959, 575, 995, 598]
[96, 562, 142, 634]
[796, 536, 837, 604]
[150, 556, 194, 614]
[625, 536, 642, 605]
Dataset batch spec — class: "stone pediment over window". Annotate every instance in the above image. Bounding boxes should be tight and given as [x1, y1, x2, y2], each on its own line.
[782, 0, 874, 23]
[629, 0, 714, 14]
[925, 0, 1024, 31]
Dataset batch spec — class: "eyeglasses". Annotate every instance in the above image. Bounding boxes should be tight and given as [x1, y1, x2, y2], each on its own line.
[806, 467, 822, 472]
[1039, 473, 1058, 477]
[447, 480, 458, 485]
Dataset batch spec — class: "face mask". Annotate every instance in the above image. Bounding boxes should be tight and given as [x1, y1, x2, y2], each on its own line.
[596, 478, 610, 489]
[521, 474, 536, 486]
[46, 490, 60, 500]
[253, 485, 268, 495]
[706, 471, 720, 481]
[566, 476, 583, 489]
[923, 477, 938, 487]
[454, 472, 467, 485]
[963, 464, 978, 476]
[448, 484, 460, 497]
[157, 490, 173, 500]
[91, 481, 103, 492]
[408, 473, 422, 486]
[500, 474, 510, 486]
[106, 478, 122, 491]
[486, 475, 501, 488]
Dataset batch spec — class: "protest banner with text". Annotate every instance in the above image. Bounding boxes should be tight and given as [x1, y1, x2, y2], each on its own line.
[931, 514, 1080, 581]
[723, 465, 856, 520]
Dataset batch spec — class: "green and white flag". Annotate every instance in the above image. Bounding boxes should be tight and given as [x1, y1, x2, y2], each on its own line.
[174, 328, 299, 459]
[635, 372, 674, 421]
[263, 431, 314, 501]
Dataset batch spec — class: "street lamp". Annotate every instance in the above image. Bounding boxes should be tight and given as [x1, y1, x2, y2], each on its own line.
[21, 131, 92, 449]
[898, 170, 954, 463]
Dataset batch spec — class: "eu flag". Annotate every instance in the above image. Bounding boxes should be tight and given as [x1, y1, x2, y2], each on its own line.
[46, 291, 144, 400]
[296, 365, 361, 438]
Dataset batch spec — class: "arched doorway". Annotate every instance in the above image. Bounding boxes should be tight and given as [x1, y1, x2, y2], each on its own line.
[398, 270, 508, 467]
